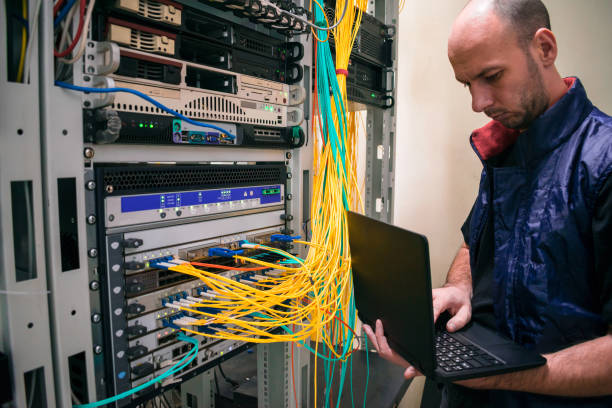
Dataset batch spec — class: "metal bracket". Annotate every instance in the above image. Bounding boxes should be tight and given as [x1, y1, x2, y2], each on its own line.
[84, 41, 120, 76]
[80, 75, 116, 109]
[288, 85, 307, 106]
[383, 68, 395, 92]
[384, 25, 397, 39]
[287, 107, 304, 127]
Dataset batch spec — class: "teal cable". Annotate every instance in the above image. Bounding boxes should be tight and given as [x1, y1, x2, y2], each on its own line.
[74, 334, 199, 407]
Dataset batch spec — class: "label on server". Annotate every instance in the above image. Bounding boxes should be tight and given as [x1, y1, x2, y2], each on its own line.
[105, 184, 283, 228]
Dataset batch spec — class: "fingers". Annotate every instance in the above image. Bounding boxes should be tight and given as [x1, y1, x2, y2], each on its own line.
[375, 319, 394, 356]
[447, 304, 471, 332]
[432, 289, 447, 323]
[403, 366, 423, 380]
[374, 320, 411, 368]
[363, 324, 380, 352]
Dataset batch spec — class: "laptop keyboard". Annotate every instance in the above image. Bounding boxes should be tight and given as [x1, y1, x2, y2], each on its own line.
[435, 332, 504, 373]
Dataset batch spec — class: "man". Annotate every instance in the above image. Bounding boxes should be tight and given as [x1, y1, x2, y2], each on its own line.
[364, 0, 612, 406]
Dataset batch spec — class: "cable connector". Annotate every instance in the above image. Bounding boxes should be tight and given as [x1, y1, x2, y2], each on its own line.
[162, 319, 180, 330]
[208, 247, 244, 258]
[270, 234, 301, 242]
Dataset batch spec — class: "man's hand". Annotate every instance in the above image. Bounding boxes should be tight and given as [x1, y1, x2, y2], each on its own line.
[363, 283, 472, 380]
[363, 319, 422, 379]
[433, 284, 472, 332]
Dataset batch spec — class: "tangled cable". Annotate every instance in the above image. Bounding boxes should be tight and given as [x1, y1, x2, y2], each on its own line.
[146, 2, 368, 406]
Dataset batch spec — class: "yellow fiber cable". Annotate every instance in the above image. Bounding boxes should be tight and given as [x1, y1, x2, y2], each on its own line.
[16, 0, 27, 82]
[160, 2, 369, 404]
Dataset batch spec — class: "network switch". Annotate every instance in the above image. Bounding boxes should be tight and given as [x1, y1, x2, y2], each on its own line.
[84, 109, 305, 147]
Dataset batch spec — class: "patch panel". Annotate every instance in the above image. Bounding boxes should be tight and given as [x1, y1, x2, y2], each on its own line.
[121, 229, 280, 274]
[89, 163, 293, 405]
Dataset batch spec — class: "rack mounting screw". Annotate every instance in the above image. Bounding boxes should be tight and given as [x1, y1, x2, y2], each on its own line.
[91, 313, 102, 323]
[90, 281, 100, 291]
[286, 194, 293, 200]
[94, 345, 103, 355]
[88, 248, 98, 258]
[84, 147, 95, 159]
[106, 185, 114, 194]
[86, 180, 96, 191]
[286, 152, 292, 159]
[87, 215, 97, 225]
[287, 172, 293, 179]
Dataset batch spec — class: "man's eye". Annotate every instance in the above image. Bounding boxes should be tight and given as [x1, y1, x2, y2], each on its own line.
[485, 72, 502, 82]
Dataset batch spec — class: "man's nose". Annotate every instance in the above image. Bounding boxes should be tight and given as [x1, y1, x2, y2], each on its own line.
[471, 85, 494, 113]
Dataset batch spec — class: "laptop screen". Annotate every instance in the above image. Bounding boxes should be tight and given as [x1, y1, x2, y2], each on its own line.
[347, 211, 437, 375]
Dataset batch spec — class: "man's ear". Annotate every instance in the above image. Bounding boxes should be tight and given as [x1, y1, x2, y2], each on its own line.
[532, 28, 558, 67]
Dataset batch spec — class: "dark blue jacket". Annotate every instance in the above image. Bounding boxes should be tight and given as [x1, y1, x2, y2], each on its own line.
[465, 78, 612, 407]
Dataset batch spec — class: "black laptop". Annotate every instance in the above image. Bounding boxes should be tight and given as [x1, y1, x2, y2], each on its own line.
[347, 211, 546, 381]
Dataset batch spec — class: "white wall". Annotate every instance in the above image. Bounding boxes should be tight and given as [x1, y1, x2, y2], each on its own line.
[393, 1, 612, 407]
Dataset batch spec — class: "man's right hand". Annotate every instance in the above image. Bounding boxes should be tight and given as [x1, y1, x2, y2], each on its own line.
[363, 283, 472, 379]
[433, 283, 472, 332]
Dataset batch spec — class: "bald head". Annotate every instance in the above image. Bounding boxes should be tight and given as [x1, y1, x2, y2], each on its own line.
[446, 0, 565, 130]
[450, 0, 551, 56]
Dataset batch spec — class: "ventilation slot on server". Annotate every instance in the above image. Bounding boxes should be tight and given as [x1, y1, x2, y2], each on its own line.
[99, 165, 286, 195]
[185, 67, 236, 94]
[359, 30, 385, 64]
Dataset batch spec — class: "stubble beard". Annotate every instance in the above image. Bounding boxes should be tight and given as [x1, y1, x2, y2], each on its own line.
[499, 52, 550, 130]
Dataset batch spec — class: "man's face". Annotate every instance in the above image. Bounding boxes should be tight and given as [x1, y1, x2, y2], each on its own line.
[448, 17, 549, 130]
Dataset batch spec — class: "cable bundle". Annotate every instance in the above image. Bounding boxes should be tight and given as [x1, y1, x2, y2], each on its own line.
[54, 0, 369, 405]
[145, 1, 370, 405]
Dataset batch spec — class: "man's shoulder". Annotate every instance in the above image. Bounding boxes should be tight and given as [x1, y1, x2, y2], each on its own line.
[578, 106, 612, 156]
[574, 106, 612, 201]
[587, 106, 612, 129]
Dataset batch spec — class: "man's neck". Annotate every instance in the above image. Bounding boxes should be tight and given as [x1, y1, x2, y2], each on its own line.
[546, 73, 570, 109]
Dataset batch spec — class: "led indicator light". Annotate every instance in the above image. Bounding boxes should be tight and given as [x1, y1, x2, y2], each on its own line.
[139, 123, 143, 128]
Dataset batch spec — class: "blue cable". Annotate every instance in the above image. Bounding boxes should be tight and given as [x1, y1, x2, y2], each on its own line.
[54, 81, 237, 139]
[74, 333, 199, 407]
[54, 0, 77, 27]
